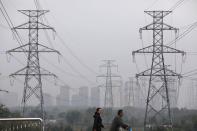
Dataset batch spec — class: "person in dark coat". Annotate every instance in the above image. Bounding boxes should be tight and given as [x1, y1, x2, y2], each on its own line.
[110, 109, 129, 131]
[93, 108, 104, 131]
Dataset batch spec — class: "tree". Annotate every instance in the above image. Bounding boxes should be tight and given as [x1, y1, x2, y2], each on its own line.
[65, 110, 82, 126]
[0, 104, 11, 117]
[83, 108, 95, 125]
[64, 126, 73, 131]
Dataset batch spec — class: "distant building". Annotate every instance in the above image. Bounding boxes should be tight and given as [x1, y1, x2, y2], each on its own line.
[168, 79, 178, 108]
[43, 93, 53, 107]
[185, 79, 197, 109]
[71, 86, 89, 107]
[56, 85, 70, 106]
[79, 86, 89, 106]
[90, 87, 100, 107]
[123, 82, 130, 107]
[71, 94, 80, 107]
[123, 80, 146, 108]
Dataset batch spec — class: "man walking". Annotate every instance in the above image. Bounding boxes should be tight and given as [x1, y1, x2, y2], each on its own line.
[110, 109, 129, 131]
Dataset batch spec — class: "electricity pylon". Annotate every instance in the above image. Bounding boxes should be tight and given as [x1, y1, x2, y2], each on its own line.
[132, 11, 185, 131]
[125, 77, 135, 107]
[7, 10, 60, 119]
[97, 60, 121, 108]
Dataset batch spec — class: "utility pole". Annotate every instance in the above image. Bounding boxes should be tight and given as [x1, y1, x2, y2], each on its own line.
[132, 11, 185, 131]
[7, 10, 60, 119]
[97, 60, 121, 108]
[126, 77, 135, 107]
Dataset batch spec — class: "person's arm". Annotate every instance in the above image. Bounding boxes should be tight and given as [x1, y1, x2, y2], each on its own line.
[100, 121, 104, 128]
[93, 116, 99, 130]
[94, 116, 99, 129]
[98, 116, 104, 128]
[118, 118, 129, 129]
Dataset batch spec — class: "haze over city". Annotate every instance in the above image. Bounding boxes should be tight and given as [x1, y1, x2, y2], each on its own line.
[0, 0, 197, 110]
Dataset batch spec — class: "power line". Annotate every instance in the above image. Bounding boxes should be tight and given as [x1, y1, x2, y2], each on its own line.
[1, 0, 94, 86]
[40, 55, 80, 78]
[145, 0, 160, 11]
[0, 0, 24, 48]
[33, 0, 97, 85]
[182, 68, 197, 75]
[8, 52, 80, 79]
[169, 0, 187, 11]
[60, 55, 96, 85]
[140, 31, 149, 69]
[167, 21, 197, 46]
[13, 74, 101, 104]
[33, 0, 92, 84]
[34, 0, 98, 76]
[56, 34, 98, 75]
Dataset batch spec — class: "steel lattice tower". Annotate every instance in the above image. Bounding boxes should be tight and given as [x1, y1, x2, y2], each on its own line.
[125, 77, 135, 107]
[97, 60, 120, 108]
[132, 11, 185, 131]
[7, 10, 60, 119]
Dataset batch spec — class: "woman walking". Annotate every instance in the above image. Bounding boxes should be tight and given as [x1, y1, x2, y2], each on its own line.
[93, 108, 104, 131]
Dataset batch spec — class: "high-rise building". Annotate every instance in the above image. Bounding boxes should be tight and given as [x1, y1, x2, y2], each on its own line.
[78, 86, 89, 107]
[90, 87, 100, 107]
[56, 85, 70, 107]
[43, 93, 53, 107]
[124, 79, 146, 108]
[185, 79, 197, 109]
[123, 82, 130, 107]
[168, 78, 178, 108]
[71, 94, 80, 107]
[70, 86, 89, 107]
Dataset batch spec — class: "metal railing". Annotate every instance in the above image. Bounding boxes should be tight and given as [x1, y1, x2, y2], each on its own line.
[0, 118, 44, 131]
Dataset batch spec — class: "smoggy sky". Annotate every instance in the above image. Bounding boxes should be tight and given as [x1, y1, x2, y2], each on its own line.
[0, 0, 197, 107]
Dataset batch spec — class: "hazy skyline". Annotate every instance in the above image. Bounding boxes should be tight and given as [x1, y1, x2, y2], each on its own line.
[0, 0, 197, 108]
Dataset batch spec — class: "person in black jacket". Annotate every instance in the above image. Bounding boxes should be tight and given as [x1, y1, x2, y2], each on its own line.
[110, 109, 129, 131]
[93, 108, 104, 131]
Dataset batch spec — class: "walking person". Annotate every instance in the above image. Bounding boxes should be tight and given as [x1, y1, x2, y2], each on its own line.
[110, 109, 129, 131]
[93, 108, 104, 131]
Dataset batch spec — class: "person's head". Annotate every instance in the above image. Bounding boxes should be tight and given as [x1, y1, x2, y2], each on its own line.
[96, 107, 102, 114]
[117, 109, 124, 117]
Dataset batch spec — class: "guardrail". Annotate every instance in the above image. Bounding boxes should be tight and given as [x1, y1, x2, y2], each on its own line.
[0, 118, 44, 131]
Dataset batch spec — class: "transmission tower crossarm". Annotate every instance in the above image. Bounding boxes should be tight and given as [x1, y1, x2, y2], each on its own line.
[18, 10, 50, 17]
[10, 67, 57, 77]
[144, 10, 172, 17]
[99, 64, 118, 69]
[37, 43, 60, 54]
[140, 23, 178, 31]
[13, 22, 55, 31]
[136, 67, 182, 78]
[133, 45, 185, 55]
[7, 43, 60, 54]
[7, 43, 29, 53]
[97, 74, 121, 78]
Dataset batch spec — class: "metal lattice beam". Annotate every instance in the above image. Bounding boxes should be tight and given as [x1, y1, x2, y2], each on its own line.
[132, 11, 185, 131]
[97, 60, 121, 108]
[7, 10, 59, 119]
